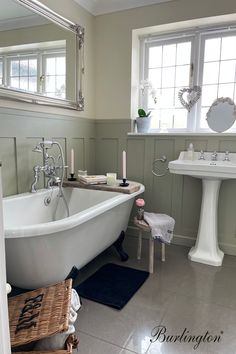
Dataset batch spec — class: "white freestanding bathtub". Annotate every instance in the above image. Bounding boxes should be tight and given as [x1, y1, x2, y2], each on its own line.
[4, 184, 144, 289]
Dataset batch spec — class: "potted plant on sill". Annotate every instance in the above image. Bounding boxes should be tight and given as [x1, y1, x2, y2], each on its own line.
[136, 109, 152, 133]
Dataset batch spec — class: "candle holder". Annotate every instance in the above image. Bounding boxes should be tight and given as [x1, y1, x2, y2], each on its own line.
[68, 173, 77, 181]
[120, 178, 129, 187]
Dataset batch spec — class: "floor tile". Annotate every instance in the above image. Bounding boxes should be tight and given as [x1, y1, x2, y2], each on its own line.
[76, 332, 138, 354]
[73, 236, 236, 354]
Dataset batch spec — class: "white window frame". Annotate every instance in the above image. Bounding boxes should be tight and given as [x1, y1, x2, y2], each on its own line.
[1, 48, 65, 98]
[41, 52, 66, 98]
[6, 53, 38, 93]
[140, 25, 236, 133]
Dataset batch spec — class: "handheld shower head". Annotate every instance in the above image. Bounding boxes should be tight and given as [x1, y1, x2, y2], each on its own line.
[32, 145, 42, 153]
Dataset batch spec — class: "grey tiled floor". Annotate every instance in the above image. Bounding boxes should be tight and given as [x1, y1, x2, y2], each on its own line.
[73, 236, 236, 353]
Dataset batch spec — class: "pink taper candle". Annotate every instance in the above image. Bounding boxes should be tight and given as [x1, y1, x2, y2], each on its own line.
[71, 148, 74, 174]
[122, 150, 126, 179]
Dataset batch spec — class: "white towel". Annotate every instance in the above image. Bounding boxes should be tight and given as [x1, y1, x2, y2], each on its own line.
[144, 212, 175, 244]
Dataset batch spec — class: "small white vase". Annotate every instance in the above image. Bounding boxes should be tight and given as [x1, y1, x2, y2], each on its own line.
[136, 116, 151, 133]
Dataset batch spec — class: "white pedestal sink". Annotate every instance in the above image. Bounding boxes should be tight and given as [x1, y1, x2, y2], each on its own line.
[169, 151, 236, 266]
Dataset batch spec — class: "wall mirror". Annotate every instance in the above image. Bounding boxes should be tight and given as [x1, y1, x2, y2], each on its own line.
[206, 97, 236, 133]
[0, 0, 84, 110]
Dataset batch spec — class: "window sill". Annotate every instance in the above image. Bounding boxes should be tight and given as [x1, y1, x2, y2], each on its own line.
[128, 131, 236, 137]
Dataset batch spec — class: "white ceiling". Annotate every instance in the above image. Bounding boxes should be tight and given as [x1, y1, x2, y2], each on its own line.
[74, 0, 175, 16]
[0, 0, 49, 31]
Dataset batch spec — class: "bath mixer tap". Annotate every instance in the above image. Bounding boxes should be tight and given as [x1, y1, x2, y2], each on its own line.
[31, 165, 42, 193]
[31, 140, 67, 192]
[211, 151, 218, 161]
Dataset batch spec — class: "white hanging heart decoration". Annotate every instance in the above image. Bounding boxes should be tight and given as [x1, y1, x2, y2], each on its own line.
[178, 86, 202, 112]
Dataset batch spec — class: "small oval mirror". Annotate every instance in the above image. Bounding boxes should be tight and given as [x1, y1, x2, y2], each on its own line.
[206, 97, 236, 132]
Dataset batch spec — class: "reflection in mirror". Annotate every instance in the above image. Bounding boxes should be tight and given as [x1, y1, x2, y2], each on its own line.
[206, 97, 236, 133]
[0, 0, 84, 110]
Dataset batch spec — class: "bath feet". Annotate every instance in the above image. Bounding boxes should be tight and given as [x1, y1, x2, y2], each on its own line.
[113, 231, 129, 262]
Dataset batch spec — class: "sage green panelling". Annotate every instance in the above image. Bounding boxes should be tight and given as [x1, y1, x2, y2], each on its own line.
[127, 139, 145, 182]
[95, 120, 236, 256]
[152, 138, 175, 215]
[0, 107, 95, 196]
[219, 139, 236, 152]
[0, 138, 17, 196]
[88, 138, 96, 175]
[72, 138, 85, 173]
[96, 138, 119, 175]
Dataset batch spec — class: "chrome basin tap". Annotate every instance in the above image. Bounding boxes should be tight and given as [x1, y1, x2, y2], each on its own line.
[199, 150, 205, 160]
[211, 151, 218, 161]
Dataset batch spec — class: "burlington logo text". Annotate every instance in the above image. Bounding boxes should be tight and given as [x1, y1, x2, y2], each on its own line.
[150, 325, 223, 350]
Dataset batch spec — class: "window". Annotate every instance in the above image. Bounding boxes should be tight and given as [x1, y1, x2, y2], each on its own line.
[0, 58, 3, 86]
[42, 54, 66, 98]
[140, 27, 236, 132]
[8, 56, 37, 93]
[0, 49, 65, 98]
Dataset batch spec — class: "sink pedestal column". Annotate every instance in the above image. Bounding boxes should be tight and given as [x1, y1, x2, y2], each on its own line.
[188, 179, 224, 266]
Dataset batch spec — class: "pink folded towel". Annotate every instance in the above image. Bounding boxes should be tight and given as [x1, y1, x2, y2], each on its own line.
[144, 212, 175, 244]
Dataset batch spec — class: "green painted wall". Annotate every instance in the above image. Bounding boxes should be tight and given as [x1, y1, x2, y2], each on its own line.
[95, 120, 236, 256]
[0, 107, 95, 197]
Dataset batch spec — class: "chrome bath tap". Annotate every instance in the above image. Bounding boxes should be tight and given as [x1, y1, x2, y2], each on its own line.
[31, 140, 67, 193]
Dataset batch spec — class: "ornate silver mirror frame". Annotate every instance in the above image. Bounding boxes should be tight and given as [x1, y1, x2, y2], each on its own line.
[206, 97, 236, 133]
[0, 0, 84, 110]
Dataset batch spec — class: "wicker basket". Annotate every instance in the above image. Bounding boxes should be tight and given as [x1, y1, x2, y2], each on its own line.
[14, 333, 78, 354]
[9, 279, 75, 352]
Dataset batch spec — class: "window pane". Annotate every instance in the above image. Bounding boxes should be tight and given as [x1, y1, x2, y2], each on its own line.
[149, 68, 162, 88]
[29, 77, 37, 92]
[203, 62, 219, 84]
[56, 57, 65, 75]
[219, 60, 236, 83]
[20, 77, 28, 90]
[204, 38, 221, 62]
[160, 88, 174, 107]
[11, 60, 19, 76]
[218, 83, 234, 98]
[10, 77, 19, 88]
[0, 61, 2, 85]
[175, 65, 190, 87]
[46, 58, 55, 75]
[29, 59, 37, 76]
[174, 88, 185, 108]
[55, 76, 65, 98]
[160, 109, 174, 130]
[201, 85, 217, 106]
[162, 44, 176, 67]
[173, 109, 188, 128]
[221, 36, 236, 60]
[200, 107, 209, 128]
[149, 46, 162, 68]
[20, 60, 28, 76]
[176, 42, 191, 65]
[45, 75, 55, 93]
[162, 67, 175, 87]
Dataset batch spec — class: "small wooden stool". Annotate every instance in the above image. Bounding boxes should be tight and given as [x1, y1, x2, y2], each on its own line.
[134, 217, 165, 273]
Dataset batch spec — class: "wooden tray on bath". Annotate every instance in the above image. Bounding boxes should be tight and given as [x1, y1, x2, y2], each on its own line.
[63, 179, 141, 194]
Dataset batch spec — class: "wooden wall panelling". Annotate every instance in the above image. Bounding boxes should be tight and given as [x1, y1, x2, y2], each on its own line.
[0, 137, 18, 196]
[127, 138, 145, 183]
[96, 138, 119, 175]
[87, 138, 96, 175]
[152, 138, 175, 215]
[71, 138, 86, 176]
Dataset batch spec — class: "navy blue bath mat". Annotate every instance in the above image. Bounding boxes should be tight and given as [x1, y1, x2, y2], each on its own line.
[75, 263, 149, 310]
